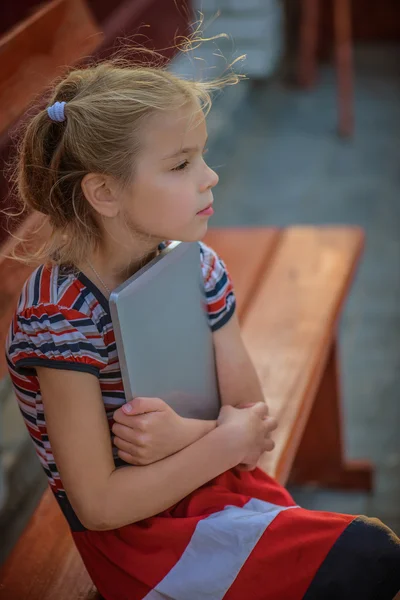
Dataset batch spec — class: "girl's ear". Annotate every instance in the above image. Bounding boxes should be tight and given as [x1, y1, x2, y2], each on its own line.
[81, 173, 120, 218]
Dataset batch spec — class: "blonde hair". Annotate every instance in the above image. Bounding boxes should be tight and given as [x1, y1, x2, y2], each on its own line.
[7, 47, 241, 267]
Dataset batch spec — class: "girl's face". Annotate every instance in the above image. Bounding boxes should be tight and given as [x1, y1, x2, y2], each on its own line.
[121, 103, 219, 243]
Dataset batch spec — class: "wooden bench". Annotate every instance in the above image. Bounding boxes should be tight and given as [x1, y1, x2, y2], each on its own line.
[0, 0, 102, 136]
[0, 225, 373, 599]
[0, 0, 103, 245]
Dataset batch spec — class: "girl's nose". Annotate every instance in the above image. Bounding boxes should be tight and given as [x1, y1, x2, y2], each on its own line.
[200, 164, 219, 192]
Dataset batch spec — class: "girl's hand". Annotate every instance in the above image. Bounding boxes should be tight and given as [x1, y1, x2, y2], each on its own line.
[112, 398, 216, 465]
[237, 401, 277, 471]
[217, 403, 277, 471]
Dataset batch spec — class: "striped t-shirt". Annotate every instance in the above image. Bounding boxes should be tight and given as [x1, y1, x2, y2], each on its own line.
[5, 242, 235, 530]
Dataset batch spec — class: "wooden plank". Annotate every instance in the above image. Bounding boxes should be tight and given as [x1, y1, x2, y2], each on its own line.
[0, 489, 98, 599]
[0, 0, 67, 85]
[289, 340, 373, 490]
[243, 226, 365, 484]
[297, 0, 320, 88]
[0, 0, 102, 133]
[204, 228, 280, 320]
[334, 0, 354, 137]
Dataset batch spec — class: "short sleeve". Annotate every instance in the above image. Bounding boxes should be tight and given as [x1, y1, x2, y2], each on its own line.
[7, 303, 108, 377]
[200, 243, 236, 332]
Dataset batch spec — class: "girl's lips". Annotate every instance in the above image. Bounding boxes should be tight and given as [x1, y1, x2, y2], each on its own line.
[197, 205, 214, 216]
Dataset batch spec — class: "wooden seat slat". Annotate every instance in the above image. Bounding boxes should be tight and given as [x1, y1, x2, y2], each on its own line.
[241, 227, 364, 483]
[0, 489, 97, 599]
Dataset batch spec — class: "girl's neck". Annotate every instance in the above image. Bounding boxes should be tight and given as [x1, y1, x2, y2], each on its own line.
[80, 233, 164, 296]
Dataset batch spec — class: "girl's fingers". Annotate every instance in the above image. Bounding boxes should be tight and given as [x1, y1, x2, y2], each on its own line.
[117, 449, 138, 465]
[264, 438, 275, 452]
[264, 416, 278, 432]
[112, 422, 139, 442]
[238, 402, 257, 409]
[237, 463, 258, 471]
[251, 402, 269, 419]
[123, 397, 167, 416]
[113, 436, 136, 454]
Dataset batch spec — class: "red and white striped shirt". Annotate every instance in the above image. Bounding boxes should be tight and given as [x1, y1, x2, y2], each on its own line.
[6, 242, 235, 526]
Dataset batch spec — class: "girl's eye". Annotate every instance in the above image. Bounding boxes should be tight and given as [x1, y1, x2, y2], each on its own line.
[173, 160, 189, 172]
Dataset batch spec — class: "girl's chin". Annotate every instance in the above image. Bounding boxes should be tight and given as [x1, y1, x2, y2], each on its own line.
[172, 221, 210, 243]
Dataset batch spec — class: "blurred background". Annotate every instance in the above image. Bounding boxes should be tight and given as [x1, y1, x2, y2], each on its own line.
[1, 0, 399, 565]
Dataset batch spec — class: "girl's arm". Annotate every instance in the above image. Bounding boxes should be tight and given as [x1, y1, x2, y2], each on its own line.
[112, 312, 267, 466]
[112, 396, 217, 466]
[213, 313, 277, 470]
[213, 312, 266, 409]
[36, 366, 266, 531]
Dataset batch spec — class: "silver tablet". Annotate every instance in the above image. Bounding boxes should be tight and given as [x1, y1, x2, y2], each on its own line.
[109, 241, 221, 420]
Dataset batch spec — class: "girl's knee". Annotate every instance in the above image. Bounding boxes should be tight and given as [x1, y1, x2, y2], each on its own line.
[304, 516, 400, 600]
[356, 517, 400, 569]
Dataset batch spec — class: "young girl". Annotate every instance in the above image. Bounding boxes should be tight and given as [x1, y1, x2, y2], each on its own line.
[5, 59, 400, 600]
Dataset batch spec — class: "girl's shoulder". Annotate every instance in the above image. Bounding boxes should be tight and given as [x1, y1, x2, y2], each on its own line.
[16, 263, 100, 320]
[162, 240, 230, 292]
[197, 241, 236, 331]
[7, 264, 108, 377]
[198, 241, 230, 291]
[163, 240, 235, 331]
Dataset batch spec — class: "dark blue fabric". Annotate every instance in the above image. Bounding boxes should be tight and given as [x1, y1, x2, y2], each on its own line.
[55, 491, 86, 532]
[14, 357, 101, 378]
[303, 516, 400, 599]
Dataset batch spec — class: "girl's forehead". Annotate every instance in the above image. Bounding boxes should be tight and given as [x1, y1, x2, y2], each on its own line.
[141, 106, 207, 157]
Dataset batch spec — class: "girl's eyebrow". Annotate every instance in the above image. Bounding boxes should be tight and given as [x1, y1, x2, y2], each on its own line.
[163, 136, 208, 160]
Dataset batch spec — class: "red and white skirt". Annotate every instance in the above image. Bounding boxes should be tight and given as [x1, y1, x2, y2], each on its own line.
[73, 468, 400, 600]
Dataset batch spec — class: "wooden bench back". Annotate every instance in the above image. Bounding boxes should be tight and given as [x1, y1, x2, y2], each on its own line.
[0, 0, 102, 134]
[0, 0, 67, 84]
[0, 226, 364, 599]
